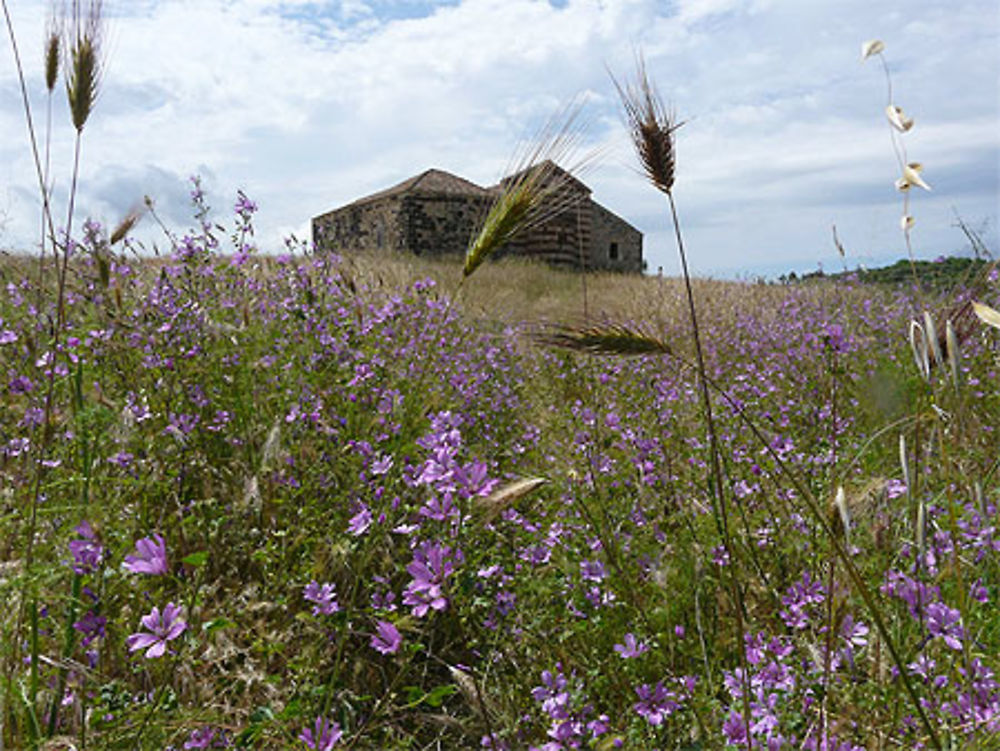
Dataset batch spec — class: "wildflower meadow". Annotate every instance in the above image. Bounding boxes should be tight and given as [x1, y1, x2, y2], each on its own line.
[1, 4, 998, 749]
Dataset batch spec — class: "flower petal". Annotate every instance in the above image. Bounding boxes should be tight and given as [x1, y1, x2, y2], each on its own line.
[126, 633, 157, 652]
[140, 607, 162, 631]
[164, 619, 187, 641]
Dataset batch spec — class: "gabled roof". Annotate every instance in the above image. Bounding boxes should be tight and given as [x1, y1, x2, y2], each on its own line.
[491, 160, 591, 196]
[348, 168, 489, 207]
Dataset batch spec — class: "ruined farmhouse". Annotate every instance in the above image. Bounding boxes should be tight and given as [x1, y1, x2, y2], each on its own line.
[311, 161, 643, 273]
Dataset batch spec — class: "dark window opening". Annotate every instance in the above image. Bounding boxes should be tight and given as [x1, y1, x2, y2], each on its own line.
[609, 241, 619, 260]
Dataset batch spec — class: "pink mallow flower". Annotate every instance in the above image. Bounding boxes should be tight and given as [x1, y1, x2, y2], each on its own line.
[299, 716, 343, 749]
[614, 633, 648, 659]
[68, 521, 104, 575]
[126, 602, 186, 658]
[370, 620, 402, 655]
[124, 533, 169, 575]
[303, 580, 340, 616]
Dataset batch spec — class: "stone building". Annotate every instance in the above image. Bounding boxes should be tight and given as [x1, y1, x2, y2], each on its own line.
[312, 161, 643, 273]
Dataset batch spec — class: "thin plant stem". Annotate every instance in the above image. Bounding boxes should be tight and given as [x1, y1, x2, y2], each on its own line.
[1, 4, 65, 731]
[666, 190, 753, 745]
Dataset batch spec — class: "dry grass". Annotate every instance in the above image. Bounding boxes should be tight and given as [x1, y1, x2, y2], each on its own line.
[328, 248, 879, 332]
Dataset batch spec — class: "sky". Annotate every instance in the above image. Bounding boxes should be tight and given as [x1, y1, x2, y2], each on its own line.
[1, 0, 998, 278]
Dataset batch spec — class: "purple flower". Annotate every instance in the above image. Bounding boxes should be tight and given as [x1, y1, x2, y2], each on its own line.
[184, 726, 231, 749]
[73, 610, 107, 647]
[68, 521, 104, 574]
[633, 681, 679, 726]
[303, 581, 340, 616]
[613, 633, 648, 659]
[711, 545, 730, 567]
[531, 668, 570, 719]
[298, 716, 343, 750]
[126, 603, 187, 658]
[370, 620, 402, 655]
[123, 533, 169, 575]
[579, 559, 607, 582]
[926, 602, 965, 650]
[371, 455, 393, 475]
[347, 505, 372, 536]
[722, 711, 748, 745]
[233, 191, 258, 219]
[403, 542, 459, 617]
[885, 478, 908, 499]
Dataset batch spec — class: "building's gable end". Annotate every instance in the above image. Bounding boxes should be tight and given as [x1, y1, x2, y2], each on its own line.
[588, 200, 643, 273]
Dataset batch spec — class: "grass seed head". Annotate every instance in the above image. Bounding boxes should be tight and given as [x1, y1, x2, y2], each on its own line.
[612, 54, 681, 195]
[536, 321, 671, 357]
[861, 39, 886, 60]
[464, 101, 591, 278]
[831, 485, 851, 543]
[64, 0, 104, 132]
[886, 104, 914, 133]
[945, 319, 961, 388]
[45, 9, 62, 92]
[110, 207, 143, 245]
[476, 477, 547, 522]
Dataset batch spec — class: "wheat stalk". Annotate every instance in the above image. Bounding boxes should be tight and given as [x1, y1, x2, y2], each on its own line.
[464, 101, 591, 277]
[65, 0, 103, 133]
[610, 56, 682, 195]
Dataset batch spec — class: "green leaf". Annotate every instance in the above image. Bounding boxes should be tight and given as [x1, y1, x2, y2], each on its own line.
[249, 705, 274, 723]
[181, 551, 208, 567]
[424, 684, 457, 708]
[201, 617, 234, 633]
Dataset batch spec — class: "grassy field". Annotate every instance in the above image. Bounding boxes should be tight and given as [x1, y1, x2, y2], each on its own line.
[1, 231, 999, 749]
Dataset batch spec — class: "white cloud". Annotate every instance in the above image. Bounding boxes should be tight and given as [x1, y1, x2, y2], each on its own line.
[0, 0, 995, 276]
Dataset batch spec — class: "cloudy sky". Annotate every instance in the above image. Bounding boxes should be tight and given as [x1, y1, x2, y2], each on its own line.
[1, 0, 997, 277]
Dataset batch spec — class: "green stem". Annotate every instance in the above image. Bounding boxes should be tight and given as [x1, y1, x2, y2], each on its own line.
[666, 190, 753, 746]
[47, 574, 82, 737]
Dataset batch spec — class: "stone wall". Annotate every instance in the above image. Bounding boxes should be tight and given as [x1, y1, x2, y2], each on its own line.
[504, 195, 593, 269]
[588, 201, 643, 273]
[400, 194, 489, 256]
[312, 198, 405, 254]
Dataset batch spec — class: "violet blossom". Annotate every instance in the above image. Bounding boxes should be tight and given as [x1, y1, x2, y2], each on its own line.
[123, 533, 169, 575]
[68, 521, 104, 575]
[370, 620, 402, 655]
[126, 602, 187, 658]
[613, 633, 648, 659]
[303, 581, 340, 616]
[298, 716, 342, 750]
